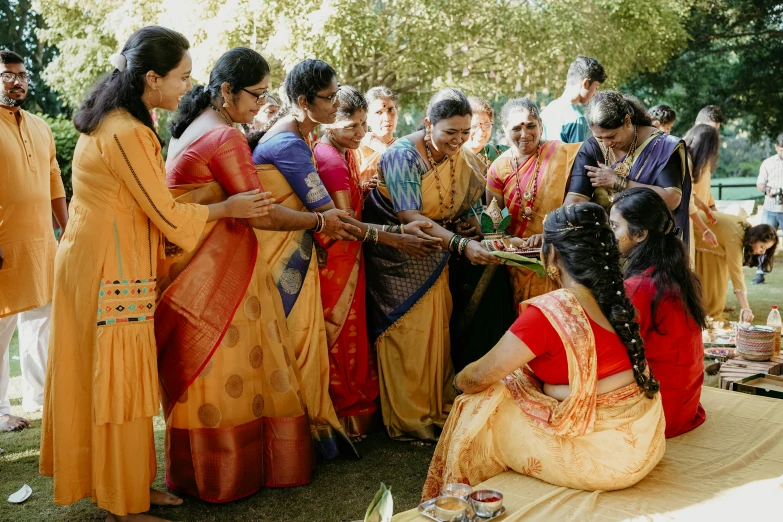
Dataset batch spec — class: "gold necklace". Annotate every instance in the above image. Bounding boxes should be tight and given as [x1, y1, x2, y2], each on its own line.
[424, 139, 457, 224]
[210, 104, 232, 126]
[509, 144, 543, 221]
[602, 125, 637, 178]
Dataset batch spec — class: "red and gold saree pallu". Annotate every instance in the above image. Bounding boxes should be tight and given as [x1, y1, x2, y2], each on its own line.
[421, 289, 666, 500]
[254, 163, 351, 457]
[487, 141, 580, 305]
[157, 177, 313, 502]
[313, 145, 380, 437]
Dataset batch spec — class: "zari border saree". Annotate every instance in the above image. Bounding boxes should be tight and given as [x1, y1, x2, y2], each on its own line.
[362, 138, 485, 440]
[486, 140, 580, 305]
[156, 127, 313, 502]
[422, 289, 665, 499]
[313, 142, 380, 437]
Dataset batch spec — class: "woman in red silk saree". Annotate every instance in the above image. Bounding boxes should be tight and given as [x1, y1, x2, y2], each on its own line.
[155, 49, 319, 502]
[312, 139, 380, 437]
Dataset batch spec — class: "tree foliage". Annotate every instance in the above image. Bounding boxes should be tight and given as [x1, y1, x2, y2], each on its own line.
[34, 0, 690, 108]
[624, 0, 783, 140]
[0, 0, 63, 114]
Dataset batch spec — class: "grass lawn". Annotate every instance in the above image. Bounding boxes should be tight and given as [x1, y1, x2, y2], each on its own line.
[1, 264, 780, 521]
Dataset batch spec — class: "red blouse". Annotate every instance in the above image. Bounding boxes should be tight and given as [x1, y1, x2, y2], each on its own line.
[510, 305, 632, 385]
[626, 274, 706, 438]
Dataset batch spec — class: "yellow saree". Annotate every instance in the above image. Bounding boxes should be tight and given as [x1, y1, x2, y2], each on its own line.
[253, 163, 348, 451]
[363, 140, 486, 441]
[157, 172, 314, 499]
[487, 141, 579, 304]
[422, 289, 665, 499]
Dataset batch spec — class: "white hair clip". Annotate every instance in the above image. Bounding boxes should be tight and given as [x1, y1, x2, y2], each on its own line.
[109, 53, 127, 72]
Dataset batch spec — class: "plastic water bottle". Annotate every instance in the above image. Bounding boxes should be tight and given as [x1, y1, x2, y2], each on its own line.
[767, 306, 782, 356]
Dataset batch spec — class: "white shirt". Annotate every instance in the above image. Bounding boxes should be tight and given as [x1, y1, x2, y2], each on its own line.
[757, 154, 783, 213]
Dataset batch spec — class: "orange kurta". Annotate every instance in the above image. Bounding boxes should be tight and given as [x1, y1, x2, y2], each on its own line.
[39, 110, 208, 516]
[0, 108, 65, 317]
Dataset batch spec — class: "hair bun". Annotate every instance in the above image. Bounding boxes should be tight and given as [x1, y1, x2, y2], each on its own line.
[109, 53, 127, 72]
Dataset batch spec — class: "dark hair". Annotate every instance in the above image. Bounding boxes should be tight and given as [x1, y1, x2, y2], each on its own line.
[648, 104, 676, 127]
[499, 97, 540, 129]
[365, 86, 398, 106]
[543, 202, 659, 398]
[246, 106, 289, 149]
[566, 55, 607, 86]
[265, 94, 279, 107]
[73, 26, 189, 143]
[743, 224, 778, 272]
[684, 124, 720, 184]
[612, 188, 707, 333]
[585, 91, 652, 129]
[775, 132, 783, 147]
[284, 59, 337, 107]
[334, 85, 367, 119]
[696, 105, 725, 125]
[169, 47, 269, 139]
[468, 96, 494, 121]
[0, 49, 24, 65]
[426, 88, 471, 125]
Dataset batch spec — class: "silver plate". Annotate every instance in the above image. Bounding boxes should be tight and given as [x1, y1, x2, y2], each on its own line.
[418, 498, 507, 521]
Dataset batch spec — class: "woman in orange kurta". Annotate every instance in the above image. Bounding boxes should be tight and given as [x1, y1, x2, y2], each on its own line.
[39, 28, 269, 521]
[486, 98, 579, 305]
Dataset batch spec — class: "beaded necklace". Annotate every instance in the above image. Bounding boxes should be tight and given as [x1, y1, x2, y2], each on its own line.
[600, 125, 637, 178]
[509, 143, 543, 221]
[424, 138, 457, 224]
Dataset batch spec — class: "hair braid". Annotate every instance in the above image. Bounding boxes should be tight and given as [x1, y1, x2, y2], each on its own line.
[544, 203, 659, 398]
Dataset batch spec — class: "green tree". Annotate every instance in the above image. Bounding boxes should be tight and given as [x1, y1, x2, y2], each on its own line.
[0, 0, 63, 115]
[36, 0, 691, 108]
[624, 0, 783, 140]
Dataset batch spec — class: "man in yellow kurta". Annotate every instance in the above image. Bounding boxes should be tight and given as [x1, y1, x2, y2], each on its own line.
[0, 49, 68, 435]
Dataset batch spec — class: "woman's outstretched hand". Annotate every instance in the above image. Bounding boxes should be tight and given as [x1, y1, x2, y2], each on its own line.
[225, 190, 274, 218]
[324, 208, 363, 240]
[465, 241, 501, 265]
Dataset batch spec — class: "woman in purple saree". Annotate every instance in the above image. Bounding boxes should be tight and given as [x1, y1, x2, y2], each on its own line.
[564, 91, 691, 247]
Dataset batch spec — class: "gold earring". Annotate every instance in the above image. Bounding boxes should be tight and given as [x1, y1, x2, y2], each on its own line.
[147, 87, 162, 109]
[223, 100, 230, 108]
[546, 265, 560, 281]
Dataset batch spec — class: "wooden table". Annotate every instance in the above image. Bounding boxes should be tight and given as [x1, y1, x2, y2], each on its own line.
[718, 354, 783, 390]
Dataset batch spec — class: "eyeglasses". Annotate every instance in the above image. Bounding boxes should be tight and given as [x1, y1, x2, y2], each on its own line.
[314, 85, 341, 104]
[1, 72, 32, 84]
[471, 122, 493, 131]
[241, 88, 268, 105]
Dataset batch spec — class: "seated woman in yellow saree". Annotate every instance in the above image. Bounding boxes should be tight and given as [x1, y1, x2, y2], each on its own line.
[486, 98, 580, 305]
[422, 203, 665, 499]
[363, 88, 501, 441]
[158, 49, 360, 502]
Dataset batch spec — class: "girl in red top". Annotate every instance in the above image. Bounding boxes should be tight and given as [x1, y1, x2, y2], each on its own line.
[610, 187, 708, 437]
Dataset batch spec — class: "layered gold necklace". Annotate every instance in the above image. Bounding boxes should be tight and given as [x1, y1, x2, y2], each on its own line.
[509, 143, 543, 221]
[424, 139, 457, 224]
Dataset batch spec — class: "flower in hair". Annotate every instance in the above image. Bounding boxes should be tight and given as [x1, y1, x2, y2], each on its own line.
[604, 266, 609, 270]
[109, 53, 127, 72]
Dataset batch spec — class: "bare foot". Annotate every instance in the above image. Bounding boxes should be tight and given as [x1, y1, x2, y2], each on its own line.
[0, 414, 31, 432]
[107, 513, 172, 522]
[149, 488, 183, 507]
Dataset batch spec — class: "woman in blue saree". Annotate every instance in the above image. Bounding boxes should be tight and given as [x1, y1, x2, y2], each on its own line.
[363, 88, 500, 441]
[564, 91, 691, 247]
